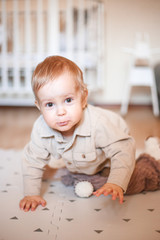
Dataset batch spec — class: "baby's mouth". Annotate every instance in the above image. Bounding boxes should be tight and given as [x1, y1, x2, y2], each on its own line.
[57, 121, 69, 126]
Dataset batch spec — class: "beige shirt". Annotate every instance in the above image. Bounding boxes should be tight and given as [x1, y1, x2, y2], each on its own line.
[23, 104, 136, 195]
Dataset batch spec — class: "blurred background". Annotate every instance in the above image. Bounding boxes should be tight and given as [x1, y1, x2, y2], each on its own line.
[0, 0, 160, 149]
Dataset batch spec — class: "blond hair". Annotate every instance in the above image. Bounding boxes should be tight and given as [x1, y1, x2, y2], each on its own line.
[32, 55, 88, 100]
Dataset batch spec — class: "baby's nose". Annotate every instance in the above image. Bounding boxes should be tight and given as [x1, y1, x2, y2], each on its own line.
[56, 105, 66, 116]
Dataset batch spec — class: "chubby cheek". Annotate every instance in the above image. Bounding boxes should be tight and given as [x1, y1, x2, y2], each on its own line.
[43, 112, 56, 127]
[71, 107, 83, 122]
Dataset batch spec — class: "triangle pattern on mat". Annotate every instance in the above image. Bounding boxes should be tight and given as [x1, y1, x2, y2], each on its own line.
[94, 209, 101, 212]
[42, 207, 49, 211]
[34, 228, 43, 232]
[10, 216, 18, 220]
[147, 209, 154, 212]
[66, 218, 73, 222]
[94, 230, 103, 234]
[123, 219, 131, 222]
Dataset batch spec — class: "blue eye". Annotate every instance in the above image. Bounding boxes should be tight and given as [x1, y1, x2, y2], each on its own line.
[46, 102, 54, 107]
[65, 98, 72, 103]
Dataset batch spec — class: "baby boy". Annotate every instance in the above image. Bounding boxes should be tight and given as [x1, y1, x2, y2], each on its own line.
[19, 56, 135, 212]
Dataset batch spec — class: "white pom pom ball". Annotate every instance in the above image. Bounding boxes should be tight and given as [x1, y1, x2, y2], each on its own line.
[74, 181, 94, 198]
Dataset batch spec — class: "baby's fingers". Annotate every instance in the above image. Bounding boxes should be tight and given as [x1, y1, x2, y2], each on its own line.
[19, 199, 27, 211]
[93, 187, 111, 197]
[31, 200, 40, 211]
[93, 188, 104, 197]
[40, 199, 47, 207]
[20, 200, 31, 212]
[24, 201, 33, 212]
[20, 196, 46, 212]
[103, 188, 113, 196]
[111, 189, 123, 204]
[20, 199, 39, 212]
[118, 190, 124, 204]
[22, 200, 37, 212]
[113, 188, 124, 204]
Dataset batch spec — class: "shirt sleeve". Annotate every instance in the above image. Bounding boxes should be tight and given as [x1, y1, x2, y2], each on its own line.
[22, 122, 50, 196]
[95, 113, 136, 192]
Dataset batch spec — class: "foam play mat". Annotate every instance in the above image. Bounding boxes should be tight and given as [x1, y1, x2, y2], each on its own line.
[0, 149, 160, 240]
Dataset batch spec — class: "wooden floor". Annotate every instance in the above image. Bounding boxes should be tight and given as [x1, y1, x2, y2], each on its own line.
[0, 105, 160, 150]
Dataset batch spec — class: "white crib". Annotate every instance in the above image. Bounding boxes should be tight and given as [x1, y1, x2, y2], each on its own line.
[0, 0, 105, 106]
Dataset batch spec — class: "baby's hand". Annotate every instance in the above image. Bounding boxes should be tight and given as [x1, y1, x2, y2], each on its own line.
[19, 195, 46, 212]
[93, 183, 124, 204]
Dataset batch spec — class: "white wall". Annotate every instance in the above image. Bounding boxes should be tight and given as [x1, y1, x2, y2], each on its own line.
[92, 0, 160, 105]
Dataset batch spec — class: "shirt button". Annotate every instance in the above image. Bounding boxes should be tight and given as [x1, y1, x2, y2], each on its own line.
[82, 154, 86, 158]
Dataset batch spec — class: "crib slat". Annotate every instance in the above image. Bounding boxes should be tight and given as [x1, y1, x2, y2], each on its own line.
[24, 0, 32, 92]
[87, 1, 93, 52]
[13, 0, 19, 54]
[76, 0, 85, 71]
[77, 0, 85, 51]
[13, 0, 20, 91]
[66, 0, 74, 58]
[97, 2, 104, 88]
[24, 0, 31, 54]
[37, 0, 44, 55]
[47, 0, 59, 54]
[1, 0, 7, 54]
[0, 0, 8, 92]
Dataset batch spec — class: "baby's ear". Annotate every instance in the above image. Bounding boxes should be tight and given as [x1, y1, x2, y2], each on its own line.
[82, 89, 88, 109]
[35, 100, 40, 111]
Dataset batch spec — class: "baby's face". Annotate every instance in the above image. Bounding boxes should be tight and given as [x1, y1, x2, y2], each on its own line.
[36, 72, 86, 138]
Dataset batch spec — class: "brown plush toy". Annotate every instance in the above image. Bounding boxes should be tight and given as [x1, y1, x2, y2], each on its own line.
[61, 137, 160, 197]
[126, 153, 160, 195]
